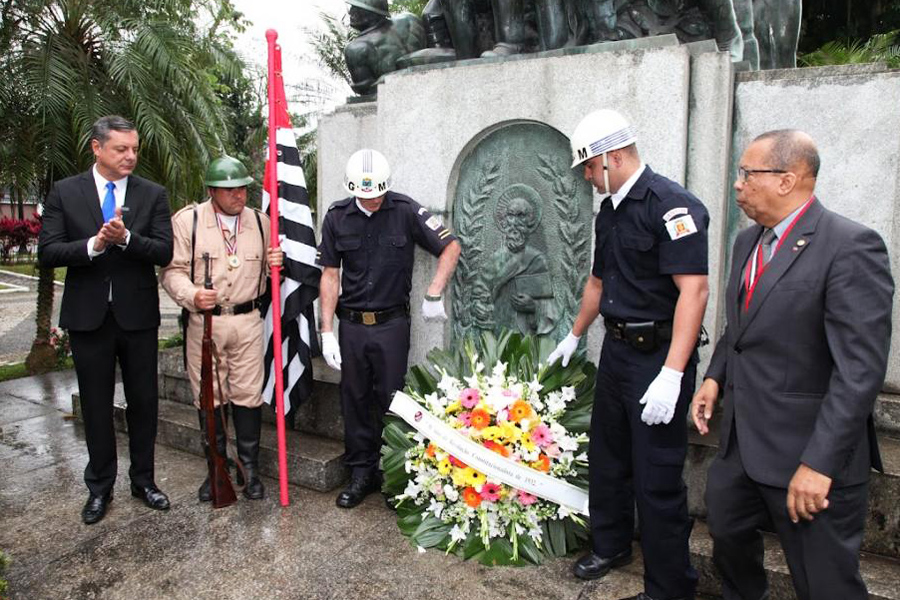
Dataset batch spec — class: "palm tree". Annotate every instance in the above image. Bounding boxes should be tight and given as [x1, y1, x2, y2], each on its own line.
[0, 0, 246, 372]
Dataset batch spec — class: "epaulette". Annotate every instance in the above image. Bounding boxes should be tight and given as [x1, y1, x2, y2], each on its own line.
[172, 204, 196, 218]
[328, 197, 353, 211]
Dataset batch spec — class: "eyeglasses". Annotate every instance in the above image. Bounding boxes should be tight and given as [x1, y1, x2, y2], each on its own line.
[737, 167, 787, 182]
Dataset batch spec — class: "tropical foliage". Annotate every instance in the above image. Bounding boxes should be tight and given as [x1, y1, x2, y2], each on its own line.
[382, 331, 595, 566]
[799, 31, 900, 68]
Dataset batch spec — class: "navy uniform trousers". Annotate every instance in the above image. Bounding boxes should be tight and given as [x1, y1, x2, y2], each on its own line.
[590, 335, 698, 600]
[338, 316, 410, 478]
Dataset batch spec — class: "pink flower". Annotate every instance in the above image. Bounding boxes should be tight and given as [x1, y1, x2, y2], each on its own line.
[480, 482, 502, 502]
[544, 443, 561, 459]
[458, 411, 472, 427]
[459, 388, 480, 409]
[530, 424, 554, 448]
[517, 490, 538, 506]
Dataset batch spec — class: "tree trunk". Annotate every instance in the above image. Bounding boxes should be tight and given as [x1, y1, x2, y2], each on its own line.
[25, 264, 57, 373]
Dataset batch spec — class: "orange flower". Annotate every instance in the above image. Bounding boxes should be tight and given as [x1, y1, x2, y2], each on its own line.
[509, 400, 533, 423]
[425, 443, 437, 458]
[463, 486, 482, 508]
[470, 408, 491, 430]
[483, 440, 511, 458]
[532, 454, 551, 472]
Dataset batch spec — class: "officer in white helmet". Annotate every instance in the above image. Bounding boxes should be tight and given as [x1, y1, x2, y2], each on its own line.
[549, 110, 710, 600]
[317, 149, 461, 508]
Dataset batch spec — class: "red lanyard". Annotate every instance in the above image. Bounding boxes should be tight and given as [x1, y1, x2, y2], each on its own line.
[216, 213, 241, 256]
[743, 197, 815, 311]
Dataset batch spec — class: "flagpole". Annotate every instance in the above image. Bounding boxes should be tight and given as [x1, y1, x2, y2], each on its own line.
[265, 28, 290, 507]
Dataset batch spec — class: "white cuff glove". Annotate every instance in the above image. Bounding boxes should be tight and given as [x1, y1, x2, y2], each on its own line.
[639, 366, 683, 425]
[421, 297, 447, 322]
[547, 332, 580, 367]
[321, 331, 342, 371]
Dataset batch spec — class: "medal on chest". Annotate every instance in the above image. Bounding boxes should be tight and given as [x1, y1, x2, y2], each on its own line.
[228, 254, 241, 269]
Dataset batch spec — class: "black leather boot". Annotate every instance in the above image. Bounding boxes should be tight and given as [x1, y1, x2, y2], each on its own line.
[197, 406, 228, 502]
[232, 405, 265, 500]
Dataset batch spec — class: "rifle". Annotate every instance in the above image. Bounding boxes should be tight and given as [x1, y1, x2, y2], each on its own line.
[200, 252, 237, 508]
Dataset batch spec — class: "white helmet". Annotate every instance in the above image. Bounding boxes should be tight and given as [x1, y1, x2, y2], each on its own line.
[344, 149, 392, 199]
[569, 109, 637, 168]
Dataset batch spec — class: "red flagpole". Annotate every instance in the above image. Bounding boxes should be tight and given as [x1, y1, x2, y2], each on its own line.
[265, 29, 290, 507]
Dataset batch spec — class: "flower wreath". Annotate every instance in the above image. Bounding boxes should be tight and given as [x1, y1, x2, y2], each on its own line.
[381, 331, 596, 566]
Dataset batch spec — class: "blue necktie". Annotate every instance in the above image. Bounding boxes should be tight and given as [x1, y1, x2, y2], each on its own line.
[102, 181, 116, 222]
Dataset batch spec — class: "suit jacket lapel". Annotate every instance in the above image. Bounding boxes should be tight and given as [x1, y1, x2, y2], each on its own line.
[726, 225, 760, 334]
[79, 171, 105, 230]
[736, 200, 823, 339]
[123, 176, 141, 229]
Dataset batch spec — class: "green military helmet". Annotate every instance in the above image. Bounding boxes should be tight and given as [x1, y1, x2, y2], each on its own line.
[346, 0, 389, 17]
[204, 156, 253, 188]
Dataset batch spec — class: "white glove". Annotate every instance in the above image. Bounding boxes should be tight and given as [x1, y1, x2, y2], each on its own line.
[421, 297, 447, 322]
[321, 331, 342, 371]
[639, 367, 683, 425]
[547, 332, 580, 367]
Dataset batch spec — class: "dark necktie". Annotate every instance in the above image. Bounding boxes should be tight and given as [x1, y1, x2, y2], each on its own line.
[759, 228, 777, 267]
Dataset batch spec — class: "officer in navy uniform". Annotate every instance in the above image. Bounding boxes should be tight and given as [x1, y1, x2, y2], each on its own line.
[549, 110, 710, 600]
[318, 149, 461, 508]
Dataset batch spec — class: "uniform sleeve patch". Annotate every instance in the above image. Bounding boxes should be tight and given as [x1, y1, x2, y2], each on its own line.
[662, 207, 689, 222]
[425, 215, 442, 231]
[665, 214, 698, 240]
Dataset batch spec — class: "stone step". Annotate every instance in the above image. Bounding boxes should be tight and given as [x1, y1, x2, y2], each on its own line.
[691, 520, 900, 600]
[158, 349, 345, 441]
[876, 392, 900, 437]
[684, 418, 900, 561]
[72, 387, 348, 492]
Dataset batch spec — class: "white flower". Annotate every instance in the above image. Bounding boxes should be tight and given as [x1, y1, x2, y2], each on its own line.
[575, 452, 588, 462]
[417, 545, 427, 554]
[557, 505, 572, 519]
[561, 386, 576, 402]
[437, 372, 462, 397]
[485, 388, 514, 413]
[528, 376, 543, 395]
[428, 498, 445, 519]
[546, 392, 566, 414]
[475, 361, 485, 373]
[450, 524, 467, 542]
[413, 432, 426, 443]
[492, 362, 507, 377]
[463, 374, 480, 388]
[443, 484, 459, 502]
[403, 480, 422, 498]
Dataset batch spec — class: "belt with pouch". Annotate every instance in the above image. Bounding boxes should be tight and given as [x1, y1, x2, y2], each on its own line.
[337, 305, 408, 326]
[211, 297, 264, 316]
[604, 318, 673, 352]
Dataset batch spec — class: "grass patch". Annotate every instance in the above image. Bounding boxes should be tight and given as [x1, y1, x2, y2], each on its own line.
[0, 262, 66, 282]
[0, 357, 74, 383]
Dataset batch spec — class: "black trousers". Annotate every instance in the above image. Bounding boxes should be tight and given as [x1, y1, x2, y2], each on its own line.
[706, 429, 869, 600]
[338, 316, 410, 478]
[69, 310, 159, 496]
[590, 336, 698, 600]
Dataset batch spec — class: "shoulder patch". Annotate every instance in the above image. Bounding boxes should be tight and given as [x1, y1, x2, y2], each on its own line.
[665, 214, 698, 240]
[662, 207, 689, 222]
[425, 215, 442, 231]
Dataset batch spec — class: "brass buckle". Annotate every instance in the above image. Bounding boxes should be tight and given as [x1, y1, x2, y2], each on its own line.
[361, 311, 377, 326]
[220, 305, 235, 315]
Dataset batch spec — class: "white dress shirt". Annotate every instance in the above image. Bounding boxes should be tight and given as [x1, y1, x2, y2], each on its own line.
[88, 165, 131, 258]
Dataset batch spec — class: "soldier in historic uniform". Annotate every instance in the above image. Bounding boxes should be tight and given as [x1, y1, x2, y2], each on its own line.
[159, 156, 282, 502]
[318, 149, 460, 508]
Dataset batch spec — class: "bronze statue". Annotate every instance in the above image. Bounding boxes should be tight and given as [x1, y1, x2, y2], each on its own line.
[752, 0, 801, 69]
[344, 0, 426, 96]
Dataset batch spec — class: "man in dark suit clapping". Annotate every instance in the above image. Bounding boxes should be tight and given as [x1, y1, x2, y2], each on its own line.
[692, 130, 894, 600]
[38, 115, 174, 524]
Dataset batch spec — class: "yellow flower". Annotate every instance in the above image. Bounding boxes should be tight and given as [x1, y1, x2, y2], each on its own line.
[463, 467, 486, 487]
[451, 467, 468, 487]
[445, 400, 462, 415]
[499, 422, 522, 443]
[521, 437, 537, 453]
[437, 458, 452, 476]
[481, 426, 503, 441]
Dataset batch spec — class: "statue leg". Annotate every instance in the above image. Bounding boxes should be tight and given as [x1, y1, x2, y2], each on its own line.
[535, 0, 569, 50]
[483, 0, 533, 56]
[444, 0, 482, 58]
[753, 0, 799, 69]
[571, 0, 617, 46]
[733, 0, 759, 69]
[697, 0, 744, 61]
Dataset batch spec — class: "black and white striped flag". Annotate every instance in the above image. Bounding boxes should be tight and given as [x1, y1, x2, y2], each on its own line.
[261, 82, 321, 424]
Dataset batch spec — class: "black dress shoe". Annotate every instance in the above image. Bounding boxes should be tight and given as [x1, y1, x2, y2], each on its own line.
[335, 474, 381, 509]
[130, 484, 171, 510]
[82, 492, 112, 525]
[617, 594, 689, 600]
[198, 477, 211, 502]
[573, 548, 633, 580]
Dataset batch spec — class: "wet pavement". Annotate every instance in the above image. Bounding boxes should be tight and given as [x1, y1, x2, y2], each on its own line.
[0, 369, 717, 600]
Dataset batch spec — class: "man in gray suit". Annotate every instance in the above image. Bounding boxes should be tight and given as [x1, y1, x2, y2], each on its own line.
[691, 129, 894, 600]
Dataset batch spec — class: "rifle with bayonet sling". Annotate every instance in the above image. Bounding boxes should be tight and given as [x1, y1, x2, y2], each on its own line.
[200, 252, 237, 508]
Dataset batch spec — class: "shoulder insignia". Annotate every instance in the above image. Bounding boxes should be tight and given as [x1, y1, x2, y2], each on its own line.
[662, 207, 689, 222]
[438, 228, 452, 240]
[418, 207, 427, 216]
[665, 214, 698, 240]
[425, 215, 442, 231]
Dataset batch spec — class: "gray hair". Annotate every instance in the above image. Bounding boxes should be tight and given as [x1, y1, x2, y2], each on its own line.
[90, 115, 136, 146]
[753, 129, 820, 177]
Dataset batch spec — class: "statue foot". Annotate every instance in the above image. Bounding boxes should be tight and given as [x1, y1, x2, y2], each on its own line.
[481, 42, 522, 58]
